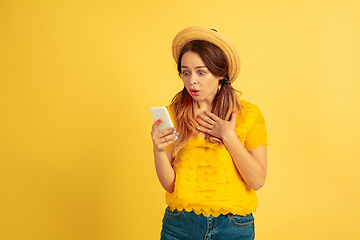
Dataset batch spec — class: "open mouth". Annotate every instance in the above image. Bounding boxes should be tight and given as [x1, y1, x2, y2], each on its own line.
[190, 89, 200, 96]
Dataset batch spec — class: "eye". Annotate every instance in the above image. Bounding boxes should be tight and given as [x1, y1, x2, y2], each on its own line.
[198, 70, 206, 75]
[182, 71, 190, 76]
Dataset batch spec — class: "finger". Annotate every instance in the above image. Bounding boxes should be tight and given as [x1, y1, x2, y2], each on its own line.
[156, 136, 178, 150]
[155, 132, 179, 147]
[201, 115, 216, 125]
[197, 113, 216, 125]
[160, 131, 178, 141]
[196, 118, 213, 129]
[152, 119, 162, 132]
[152, 126, 177, 145]
[159, 127, 176, 138]
[203, 110, 221, 122]
[197, 125, 211, 134]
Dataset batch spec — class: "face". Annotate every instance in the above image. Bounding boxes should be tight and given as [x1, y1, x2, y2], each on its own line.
[181, 51, 221, 104]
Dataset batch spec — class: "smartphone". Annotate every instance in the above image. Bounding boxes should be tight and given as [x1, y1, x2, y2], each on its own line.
[150, 106, 174, 132]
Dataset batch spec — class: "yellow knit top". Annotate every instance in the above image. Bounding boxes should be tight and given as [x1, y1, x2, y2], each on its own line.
[165, 100, 267, 217]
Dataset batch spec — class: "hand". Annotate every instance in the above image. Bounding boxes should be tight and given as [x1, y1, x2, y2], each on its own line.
[196, 110, 237, 140]
[151, 119, 178, 152]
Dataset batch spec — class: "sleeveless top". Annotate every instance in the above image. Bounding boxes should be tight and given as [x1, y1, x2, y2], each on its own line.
[165, 100, 267, 217]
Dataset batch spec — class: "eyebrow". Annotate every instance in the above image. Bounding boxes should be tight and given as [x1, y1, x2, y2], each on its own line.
[181, 66, 207, 69]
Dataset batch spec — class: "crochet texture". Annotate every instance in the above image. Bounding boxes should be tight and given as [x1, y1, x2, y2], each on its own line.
[166, 100, 267, 217]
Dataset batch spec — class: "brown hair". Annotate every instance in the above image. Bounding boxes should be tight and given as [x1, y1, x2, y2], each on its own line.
[171, 40, 241, 157]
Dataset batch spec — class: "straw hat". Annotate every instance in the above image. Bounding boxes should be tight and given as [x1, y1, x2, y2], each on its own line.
[172, 26, 241, 83]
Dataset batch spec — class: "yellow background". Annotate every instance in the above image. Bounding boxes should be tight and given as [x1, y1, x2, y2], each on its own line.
[1, 0, 360, 239]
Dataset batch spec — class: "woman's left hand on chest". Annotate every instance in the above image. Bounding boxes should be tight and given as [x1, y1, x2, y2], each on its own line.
[196, 110, 237, 140]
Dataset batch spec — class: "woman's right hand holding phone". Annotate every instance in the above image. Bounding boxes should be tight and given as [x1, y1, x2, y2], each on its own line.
[151, 119, 178, 152]
[151, 119, 177, 192]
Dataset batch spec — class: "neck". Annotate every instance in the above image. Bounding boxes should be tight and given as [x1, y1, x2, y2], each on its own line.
[195, 100, 212, 112]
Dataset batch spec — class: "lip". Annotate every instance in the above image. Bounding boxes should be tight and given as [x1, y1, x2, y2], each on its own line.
[190, 89, 200, 96]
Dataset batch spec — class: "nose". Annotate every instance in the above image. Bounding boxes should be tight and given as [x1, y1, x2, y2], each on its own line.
[190, 74, 198, 84]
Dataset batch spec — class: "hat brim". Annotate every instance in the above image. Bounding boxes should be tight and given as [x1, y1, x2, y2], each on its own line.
[172, 26, 240, 83]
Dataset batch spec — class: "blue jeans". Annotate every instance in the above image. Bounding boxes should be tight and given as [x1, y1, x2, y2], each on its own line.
[160, 207, 255, 240]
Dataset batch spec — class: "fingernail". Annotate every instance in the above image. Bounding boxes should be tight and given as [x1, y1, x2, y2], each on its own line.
[171, 136, 178, 141]
[233, 110, 237, 114]
[196, 119, 200, 123]
[171, 127, 175, 131]
[175, 132, 179, 136]
[204, 110, 207, 113]
[157, 119, 162, 123]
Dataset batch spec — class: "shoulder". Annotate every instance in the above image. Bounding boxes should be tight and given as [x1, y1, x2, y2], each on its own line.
[235, 100, 267, 149]
[235, 100, 266, 131]
[239, 100, 261, 119]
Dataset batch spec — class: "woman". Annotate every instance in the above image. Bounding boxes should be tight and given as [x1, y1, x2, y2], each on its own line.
[151, 26, 267, 240]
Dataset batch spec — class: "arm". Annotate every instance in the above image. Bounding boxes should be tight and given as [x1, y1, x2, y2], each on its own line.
[151, 119, 178, 193]
[197, 111, 267, 190]
[222, 130, 267, 190]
